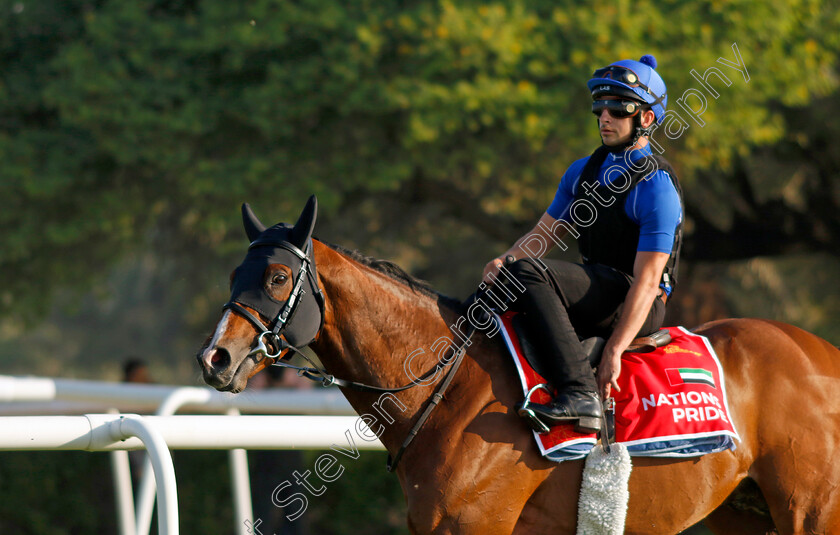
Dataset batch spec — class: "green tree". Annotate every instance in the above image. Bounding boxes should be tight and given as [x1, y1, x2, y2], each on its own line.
[2, 0, 839, 322]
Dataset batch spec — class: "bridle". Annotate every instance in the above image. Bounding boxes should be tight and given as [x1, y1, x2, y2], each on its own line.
[224, 237, 324, 363]
[222, 236, 476, 471]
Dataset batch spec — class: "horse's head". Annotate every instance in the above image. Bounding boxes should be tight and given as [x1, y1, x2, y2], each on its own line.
[197, 196, 324, 392]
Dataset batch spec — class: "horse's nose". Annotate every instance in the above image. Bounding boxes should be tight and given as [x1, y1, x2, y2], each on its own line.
[200, 347, 231, 376]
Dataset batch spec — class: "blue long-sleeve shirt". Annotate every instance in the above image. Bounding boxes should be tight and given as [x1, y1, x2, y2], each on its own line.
[546, 144, 682, 255]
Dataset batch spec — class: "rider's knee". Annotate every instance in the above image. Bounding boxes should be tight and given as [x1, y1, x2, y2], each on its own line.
[509, 258, 539, 277]
[509, 258, 553, 286]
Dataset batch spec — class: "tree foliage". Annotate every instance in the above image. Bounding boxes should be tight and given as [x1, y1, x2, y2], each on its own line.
[1, 0, 839, 321]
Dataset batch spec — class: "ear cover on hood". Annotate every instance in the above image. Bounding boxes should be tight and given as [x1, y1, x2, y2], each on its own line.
[289, 195, 318, 249]
[242, 203, 267, 242]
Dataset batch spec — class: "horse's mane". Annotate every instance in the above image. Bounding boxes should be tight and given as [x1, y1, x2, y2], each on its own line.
[323, 242, 463, 310]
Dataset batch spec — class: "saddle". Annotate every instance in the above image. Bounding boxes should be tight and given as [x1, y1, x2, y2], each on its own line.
[509, 313, 672, 442]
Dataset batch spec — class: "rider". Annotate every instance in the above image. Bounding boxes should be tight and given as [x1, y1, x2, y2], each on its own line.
[483, 55, 682, 432]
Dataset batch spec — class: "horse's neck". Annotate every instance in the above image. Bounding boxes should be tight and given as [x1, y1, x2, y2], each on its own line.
[309, 243, 481, 452]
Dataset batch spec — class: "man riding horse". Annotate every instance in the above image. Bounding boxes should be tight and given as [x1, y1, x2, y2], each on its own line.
[483, 54, 683, 433]
[202, 53, 840, 532]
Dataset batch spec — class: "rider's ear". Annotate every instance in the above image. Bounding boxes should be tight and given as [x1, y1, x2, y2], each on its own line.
[290, 195, 318, 248]
[241, 203, 267, 242]
[642, 109, 656, 129]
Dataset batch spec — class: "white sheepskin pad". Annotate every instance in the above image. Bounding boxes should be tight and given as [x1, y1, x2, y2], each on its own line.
[576, 443, 632, 535]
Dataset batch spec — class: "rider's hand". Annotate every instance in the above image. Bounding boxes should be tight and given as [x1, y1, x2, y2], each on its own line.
[482, 257, 505, 284]
[597, 346, 623, 400]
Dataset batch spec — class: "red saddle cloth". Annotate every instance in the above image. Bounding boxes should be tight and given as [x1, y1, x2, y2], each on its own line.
[497, 312, 740, 462]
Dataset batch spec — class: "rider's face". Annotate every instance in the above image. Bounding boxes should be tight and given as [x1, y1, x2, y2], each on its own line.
[597, 96, 636, 146]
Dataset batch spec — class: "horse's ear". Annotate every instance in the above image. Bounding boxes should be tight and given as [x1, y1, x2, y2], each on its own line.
[241, 203, 266, 242]
[290, 195, 318, 248]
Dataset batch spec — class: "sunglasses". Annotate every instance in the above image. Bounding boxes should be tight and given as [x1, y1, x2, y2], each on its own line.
[592, 99, 642, 118]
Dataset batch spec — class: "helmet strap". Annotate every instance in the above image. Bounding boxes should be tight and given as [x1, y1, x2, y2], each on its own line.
[631, 112, 655, 145]
[600, 109, 654, 153]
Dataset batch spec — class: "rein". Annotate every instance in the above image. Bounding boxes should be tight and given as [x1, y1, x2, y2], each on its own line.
[270, 324, 476, 472]
[224, 237, 478, 472]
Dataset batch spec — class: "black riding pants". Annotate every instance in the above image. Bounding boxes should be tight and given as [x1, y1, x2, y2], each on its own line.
[507, 258, 666, 394]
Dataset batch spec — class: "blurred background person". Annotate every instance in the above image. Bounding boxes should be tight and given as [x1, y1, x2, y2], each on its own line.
[122, 357, 153, 384]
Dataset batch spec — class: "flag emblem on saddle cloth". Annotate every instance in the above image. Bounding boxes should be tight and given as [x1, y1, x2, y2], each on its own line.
[666, 368, 716, 388]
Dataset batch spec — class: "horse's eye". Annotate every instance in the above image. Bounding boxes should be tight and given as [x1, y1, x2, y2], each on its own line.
[271, 273, 288, 286]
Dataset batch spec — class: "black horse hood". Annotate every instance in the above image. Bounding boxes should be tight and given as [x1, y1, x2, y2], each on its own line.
[227, 195, 323, 348]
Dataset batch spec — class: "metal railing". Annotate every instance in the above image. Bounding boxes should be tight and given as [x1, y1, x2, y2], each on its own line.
[0, 375, 380, 535]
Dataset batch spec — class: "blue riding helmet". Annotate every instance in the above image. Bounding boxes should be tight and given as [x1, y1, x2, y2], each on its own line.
[587, 54, 667, 124]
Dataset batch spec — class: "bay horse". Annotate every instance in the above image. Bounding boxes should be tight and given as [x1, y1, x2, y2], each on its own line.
[197, 196, 840, 534]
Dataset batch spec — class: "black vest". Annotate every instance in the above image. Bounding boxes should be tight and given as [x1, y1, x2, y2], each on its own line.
[574, 145, 683, 291]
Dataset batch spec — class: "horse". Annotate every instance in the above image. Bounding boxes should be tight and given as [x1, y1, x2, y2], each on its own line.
[197, 196, 840, 534]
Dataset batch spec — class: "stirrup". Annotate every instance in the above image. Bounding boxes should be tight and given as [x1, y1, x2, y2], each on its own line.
[517, 384, 553, 434]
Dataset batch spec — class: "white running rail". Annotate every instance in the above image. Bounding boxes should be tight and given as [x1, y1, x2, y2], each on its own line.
[0, 375, 355, 415]
[0, 376, 379, 535]
[0, 414, 384, 535]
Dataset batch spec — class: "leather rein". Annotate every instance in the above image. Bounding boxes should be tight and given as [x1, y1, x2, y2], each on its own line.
[223, 240, 476, 472]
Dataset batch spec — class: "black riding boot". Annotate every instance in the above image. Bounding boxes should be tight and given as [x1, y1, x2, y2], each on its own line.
[525, 391, 603, 433]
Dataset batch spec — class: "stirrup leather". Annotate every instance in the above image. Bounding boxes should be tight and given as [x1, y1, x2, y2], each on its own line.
[600, 397, 616, 453]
